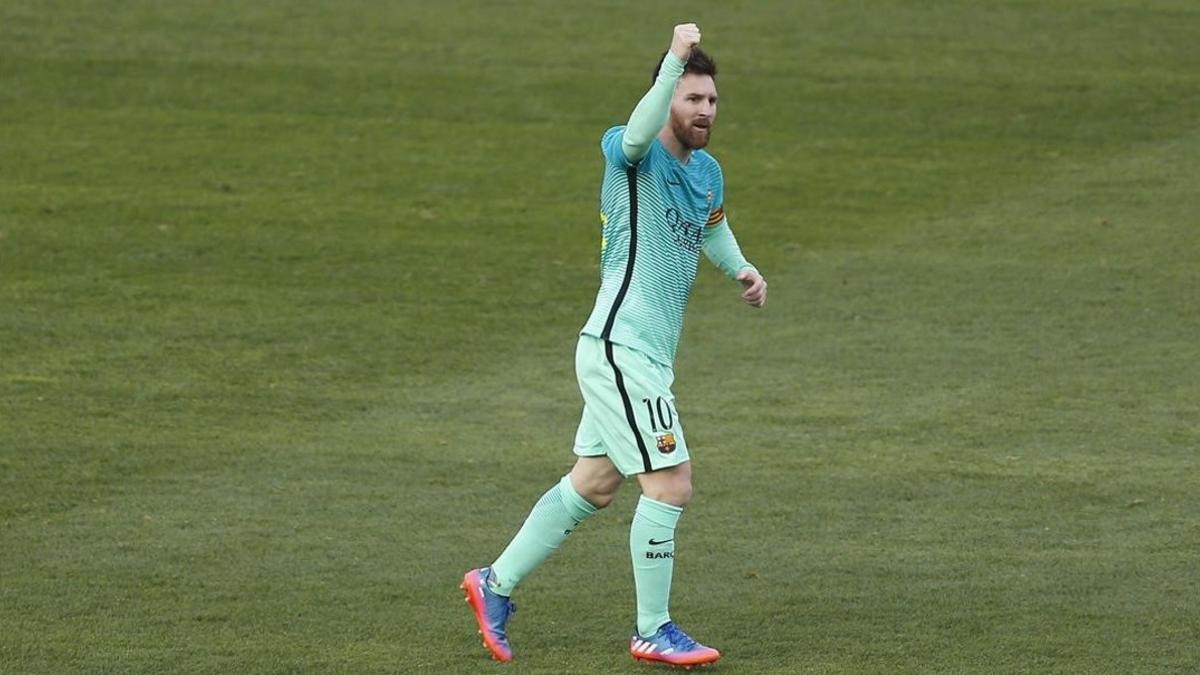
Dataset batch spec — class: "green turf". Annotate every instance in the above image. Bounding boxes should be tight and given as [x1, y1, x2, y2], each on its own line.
[2, 0, 1198, 672]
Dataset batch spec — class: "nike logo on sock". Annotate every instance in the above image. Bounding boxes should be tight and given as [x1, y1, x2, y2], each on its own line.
[648, 538, 673, 546]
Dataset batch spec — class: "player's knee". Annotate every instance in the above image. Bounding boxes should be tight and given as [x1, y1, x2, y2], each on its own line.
[577, 477, 620, 509]
[643, 477, 692, 507]
[570, 456, 623, 503]
[668, 480, 693, 506]
[570, 468, 622, 509]
[638, 460, 693, 506]
[586, 488, 617, 509]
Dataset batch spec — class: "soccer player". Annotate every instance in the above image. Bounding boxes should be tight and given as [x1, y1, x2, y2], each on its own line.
[461, 23, 767, 667]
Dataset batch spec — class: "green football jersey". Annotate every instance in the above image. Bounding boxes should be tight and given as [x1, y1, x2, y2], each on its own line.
[580, 125, 728, 366]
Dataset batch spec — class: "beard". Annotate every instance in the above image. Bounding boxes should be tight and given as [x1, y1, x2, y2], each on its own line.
[670, 114, 712, 150]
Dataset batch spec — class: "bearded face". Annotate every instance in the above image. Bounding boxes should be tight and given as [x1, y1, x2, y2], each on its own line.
[669, 73, 718, 150]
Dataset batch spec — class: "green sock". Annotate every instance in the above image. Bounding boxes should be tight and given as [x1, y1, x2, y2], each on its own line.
[489, 475, 597, 596]
[630, 495, 683, 636]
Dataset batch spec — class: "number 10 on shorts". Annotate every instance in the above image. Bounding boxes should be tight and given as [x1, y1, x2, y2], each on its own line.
[641, 396, 675, 432]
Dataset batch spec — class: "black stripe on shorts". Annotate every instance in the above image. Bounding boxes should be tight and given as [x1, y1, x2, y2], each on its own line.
[604, 340, 653, 473]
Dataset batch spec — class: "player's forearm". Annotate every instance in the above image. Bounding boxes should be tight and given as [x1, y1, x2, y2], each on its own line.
[620, 52, 686, 163]
[702, 222, 757, 279]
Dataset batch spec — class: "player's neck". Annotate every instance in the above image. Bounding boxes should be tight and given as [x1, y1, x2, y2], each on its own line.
[658, 127, 693, 164]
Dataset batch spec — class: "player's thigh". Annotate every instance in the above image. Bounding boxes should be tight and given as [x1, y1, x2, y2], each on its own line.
[574, 335, 689, 476]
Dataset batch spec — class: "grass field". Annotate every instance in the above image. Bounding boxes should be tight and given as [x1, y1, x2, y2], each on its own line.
[2, 1, 1199, 672]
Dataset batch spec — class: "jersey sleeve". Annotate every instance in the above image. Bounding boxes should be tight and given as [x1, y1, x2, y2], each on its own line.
[704, 159, 726, 228]
[621, 52, 686, 163]
[701, 159, 755, 278]
[600, 53, 686, 168]
[601, 125, 632, 169]
[702, 221, 755, 279]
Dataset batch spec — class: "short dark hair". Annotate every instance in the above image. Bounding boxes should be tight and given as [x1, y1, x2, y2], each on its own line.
[651, 47, 717, 84]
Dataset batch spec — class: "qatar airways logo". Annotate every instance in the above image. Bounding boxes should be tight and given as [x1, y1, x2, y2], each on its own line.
[665, 208, 703, 253]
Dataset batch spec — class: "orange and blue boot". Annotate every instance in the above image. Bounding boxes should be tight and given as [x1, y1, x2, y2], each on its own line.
[460, 567, 516, 663]
[630, 622, 721, 669]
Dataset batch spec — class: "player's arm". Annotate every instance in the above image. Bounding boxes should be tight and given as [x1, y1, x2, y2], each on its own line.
[620, 23, 701, 163]
[703, 217, 767, 308]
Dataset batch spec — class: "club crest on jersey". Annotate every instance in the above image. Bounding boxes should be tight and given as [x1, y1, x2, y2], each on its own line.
[656, 433, 677, 454]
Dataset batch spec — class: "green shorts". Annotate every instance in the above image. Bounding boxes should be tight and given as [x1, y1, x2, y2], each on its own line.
[572, 334, 689, 477]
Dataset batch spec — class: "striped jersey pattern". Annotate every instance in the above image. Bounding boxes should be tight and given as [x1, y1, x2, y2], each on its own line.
[580, 125, 727, 366]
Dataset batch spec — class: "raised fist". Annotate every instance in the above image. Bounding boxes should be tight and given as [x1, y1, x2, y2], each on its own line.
[670, 23, 701, 60]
